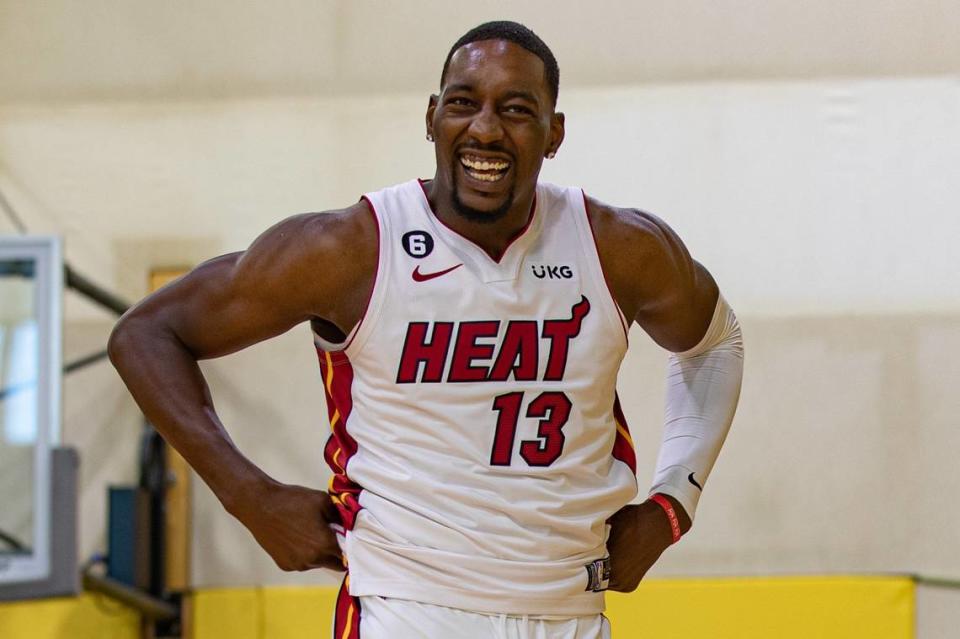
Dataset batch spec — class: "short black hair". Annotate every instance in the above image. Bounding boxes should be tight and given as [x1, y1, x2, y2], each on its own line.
[440, 21, 559, 106]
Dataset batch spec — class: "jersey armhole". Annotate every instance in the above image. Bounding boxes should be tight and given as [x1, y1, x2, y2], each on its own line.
[314, 196, 387, 356]
[578, 189, 630, 345]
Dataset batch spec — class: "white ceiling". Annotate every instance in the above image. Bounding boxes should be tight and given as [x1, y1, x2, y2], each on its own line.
[2, 0, 959, 103]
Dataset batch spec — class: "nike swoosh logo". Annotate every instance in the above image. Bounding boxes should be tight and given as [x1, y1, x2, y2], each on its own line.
[688, 472, 702, 491]
[412, 263, 463, 282]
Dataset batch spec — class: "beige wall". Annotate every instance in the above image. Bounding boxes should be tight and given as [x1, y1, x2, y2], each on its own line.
[0, 77, 956, 589]
[2, 0, 959, 101]
[0, 2, 956, 633]
[637, 314, 960, 578]
[2, 77, 958, 318]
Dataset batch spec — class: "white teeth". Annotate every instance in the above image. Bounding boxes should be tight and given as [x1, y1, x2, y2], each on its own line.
[465, 169, 505, 182]
[460, 156, 510, 171]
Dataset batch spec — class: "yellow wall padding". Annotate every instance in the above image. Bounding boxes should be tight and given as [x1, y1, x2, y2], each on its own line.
[192, 586, 338, 639]
[0, 593, 139, 639]
[191, 575, 914, 639]
[606, 576, 914, 639]
[192, 588, 261, 639]
[0, 576, 914, 638]
[261, 586, 338, 637]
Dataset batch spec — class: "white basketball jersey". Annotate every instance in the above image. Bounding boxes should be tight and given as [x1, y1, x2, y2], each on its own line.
[314, 179, 638, 616]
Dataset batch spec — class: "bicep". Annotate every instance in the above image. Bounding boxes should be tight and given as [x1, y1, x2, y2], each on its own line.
[136, 250, 313, 360]
[614, 211, 719, 352]
[636, 258, 718, 353]
[128, 211, 357, 359]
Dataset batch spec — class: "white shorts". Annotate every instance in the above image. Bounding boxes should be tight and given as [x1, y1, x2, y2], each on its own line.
[333, 577, 611, 639]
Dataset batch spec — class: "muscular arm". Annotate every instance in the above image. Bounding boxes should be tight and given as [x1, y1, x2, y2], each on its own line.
[588, 197, 741, 591]
[108, 202, 376, 571]
[591, 200, 718, 352]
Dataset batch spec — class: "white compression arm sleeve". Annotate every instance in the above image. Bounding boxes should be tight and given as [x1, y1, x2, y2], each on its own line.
[648, 294, 743, 521]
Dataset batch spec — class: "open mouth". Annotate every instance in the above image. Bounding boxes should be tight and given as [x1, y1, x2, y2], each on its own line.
[459, 153, 512, 183]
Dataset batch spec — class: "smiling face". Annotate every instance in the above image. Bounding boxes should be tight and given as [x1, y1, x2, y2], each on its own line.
[426, 39, 564, 225]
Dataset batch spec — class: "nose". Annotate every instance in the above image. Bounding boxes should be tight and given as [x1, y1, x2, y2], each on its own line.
[467, 103, 504, 145]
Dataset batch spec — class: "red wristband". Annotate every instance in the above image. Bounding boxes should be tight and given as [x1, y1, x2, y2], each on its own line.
[650, 493, 682, 544]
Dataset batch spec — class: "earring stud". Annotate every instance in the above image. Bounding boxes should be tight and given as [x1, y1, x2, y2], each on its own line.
[426, 133, 434, 142]
[546, 151, 556, 159]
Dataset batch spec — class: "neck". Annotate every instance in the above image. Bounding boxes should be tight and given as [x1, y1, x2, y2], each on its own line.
[422, 178, 536, 261]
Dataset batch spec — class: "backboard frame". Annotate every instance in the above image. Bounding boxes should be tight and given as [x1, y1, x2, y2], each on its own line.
[0, 235, 62, 585]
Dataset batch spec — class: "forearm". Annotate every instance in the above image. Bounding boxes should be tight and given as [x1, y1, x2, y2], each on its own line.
[649, 294, 743, 522]
[108, 312, 271, 511]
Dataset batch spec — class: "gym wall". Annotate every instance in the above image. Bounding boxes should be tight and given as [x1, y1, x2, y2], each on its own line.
[0, 76, 956, 584]
[0, 3, 957, 636]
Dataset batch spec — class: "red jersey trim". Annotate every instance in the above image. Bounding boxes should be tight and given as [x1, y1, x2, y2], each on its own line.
[312, 198, 381, 353]
[337, 196, 382, 352]
[318, 348, 364, 532]
[581, 190, 630, 344]
[612, 393, 637, 474]
[334, 574, 361, 639]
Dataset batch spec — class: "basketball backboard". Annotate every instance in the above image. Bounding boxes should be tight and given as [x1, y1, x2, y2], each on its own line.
[0, 236, 62, 587]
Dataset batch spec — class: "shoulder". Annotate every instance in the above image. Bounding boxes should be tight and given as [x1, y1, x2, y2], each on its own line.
[231, 201, 378, 314]
[584, 195, 692, 308]
[237, 201, 376, 276]
[584, 194, 717, 351]
[248, 200, 375, 255]
[585, 196, 677, 260]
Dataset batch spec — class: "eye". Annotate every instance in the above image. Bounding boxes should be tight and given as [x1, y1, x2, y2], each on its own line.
[446, 96, 474, 107]
[504, 104, 534, 116]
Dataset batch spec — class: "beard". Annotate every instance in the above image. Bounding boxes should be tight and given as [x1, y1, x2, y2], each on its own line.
[451, 171, 515, 225]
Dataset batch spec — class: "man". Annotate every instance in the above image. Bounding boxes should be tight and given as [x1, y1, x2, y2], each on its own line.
[109, 21, 742, 639]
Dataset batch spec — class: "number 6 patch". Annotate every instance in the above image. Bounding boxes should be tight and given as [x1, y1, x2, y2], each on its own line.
[401, 230, 434, 259]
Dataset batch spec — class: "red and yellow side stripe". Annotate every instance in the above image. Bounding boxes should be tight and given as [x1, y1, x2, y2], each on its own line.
[333, 575, 361, 639]
[317, 348, 363, 532]
[612, 394, 637, 473]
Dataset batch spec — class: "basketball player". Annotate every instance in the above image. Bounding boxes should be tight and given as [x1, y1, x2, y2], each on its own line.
[109, 21, 743, 638]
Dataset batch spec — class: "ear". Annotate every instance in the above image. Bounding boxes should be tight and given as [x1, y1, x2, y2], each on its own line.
[425, 94, 439, 140]
[547, 112, 566, 158]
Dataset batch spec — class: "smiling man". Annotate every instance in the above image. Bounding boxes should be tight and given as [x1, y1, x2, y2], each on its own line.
[109, 21, 743, 639]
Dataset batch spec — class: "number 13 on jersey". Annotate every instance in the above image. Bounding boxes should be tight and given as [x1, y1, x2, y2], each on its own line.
[490, 391, 572, 467]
